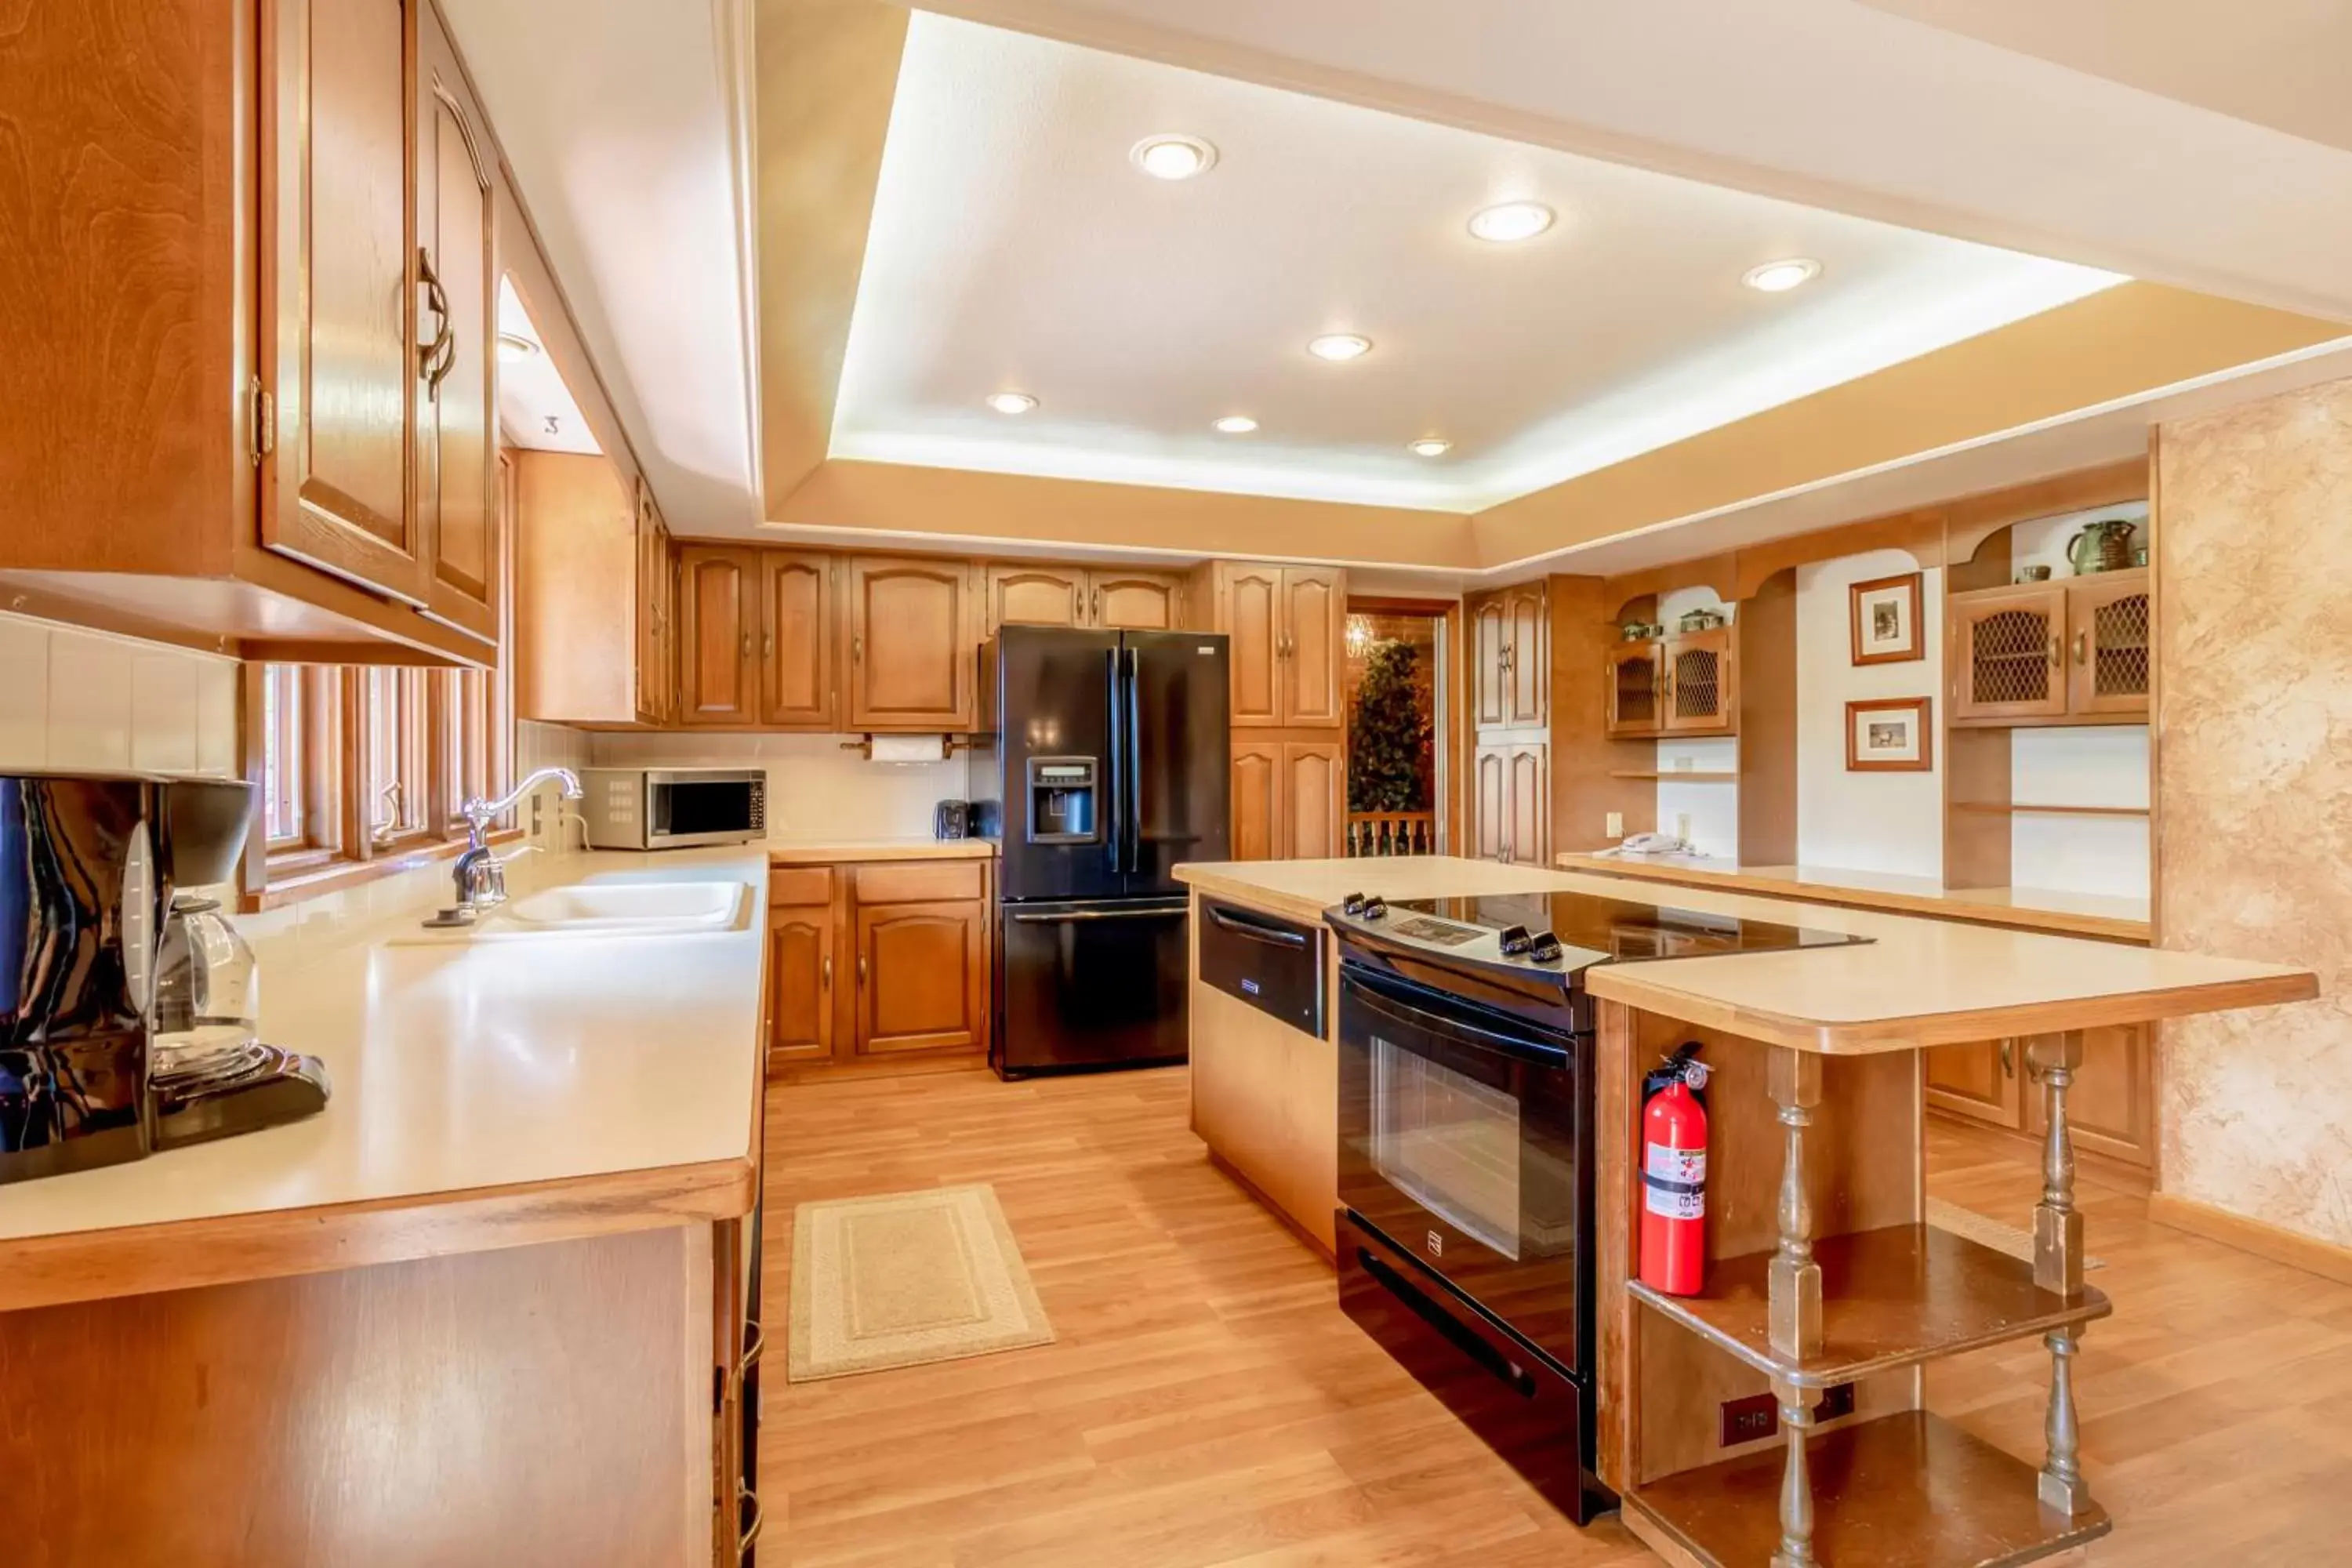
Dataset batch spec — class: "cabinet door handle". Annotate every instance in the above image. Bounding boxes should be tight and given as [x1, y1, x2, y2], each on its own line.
[739, 1487, 765, 1552]
[2073, 630, 2089, 666]
[1091, 586, 1102, 624]
[740, 1320, 767, 1373]
[741, 632, 751, 659]
[858, 953, 869, 986]
[853, 635, 864, 663]
[416, 247, 454, 396]
[762, 631, 773, 659]
[822, 954, 832, 990]
[2049, 633, 2062, 669]
[2000, 1039, 2014, 1079]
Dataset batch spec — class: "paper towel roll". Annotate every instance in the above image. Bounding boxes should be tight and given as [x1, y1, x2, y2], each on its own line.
[867, 734, 947, 764]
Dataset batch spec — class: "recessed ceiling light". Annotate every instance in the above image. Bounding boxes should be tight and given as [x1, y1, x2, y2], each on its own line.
[985, 391, 1037, 415]
[496, 330, 541, 361]
[1130, 135, 1218, 180]
[1742, 258, 1822, 293]
[1214, 415, 1258, 434]
[1308, 333, 1373, 362]
[1408, 438, 1451, 457]
[1467, 201, 1555, 243]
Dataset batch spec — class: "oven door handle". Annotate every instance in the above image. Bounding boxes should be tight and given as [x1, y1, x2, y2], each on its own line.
[1343, 971, 1572, 1070]
[1205, 906, 1309, 948]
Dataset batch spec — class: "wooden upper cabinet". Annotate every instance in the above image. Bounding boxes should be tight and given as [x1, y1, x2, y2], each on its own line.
[268, 0, 428, 604]
[986, 565, 1086, 632]
[514, 452, 646, 724]
[1280, 568, 1345, 728]
[1503, 582, 1547, 728]
[1951, 584, 2068, 723]
[1230, 739, 1279, 862]
[1606, 644, 1662, 737]
[1221, 564, 1283, 728]
[677, 546, 759, 725]
[761, 552, 835, 728]
[1472, 594, 1509, 729]
[847, 557, 976, 731]
[634, 488, 673, 725]
[1280, 739, 1342, 858]
[2067, 570, 2151, 718]
[1661, 628, 1736, 734]
[412, 9, 498, 641]
[1088, 571, 1181, 630]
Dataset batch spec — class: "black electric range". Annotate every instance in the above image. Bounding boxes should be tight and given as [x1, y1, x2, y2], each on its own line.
[1322, 885, 1866, 1526]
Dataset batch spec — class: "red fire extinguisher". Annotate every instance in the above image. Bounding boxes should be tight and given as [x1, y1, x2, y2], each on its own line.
[1640, 1044, 1711, 1297]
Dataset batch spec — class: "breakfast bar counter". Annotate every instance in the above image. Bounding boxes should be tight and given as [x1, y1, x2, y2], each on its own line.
[1174, 856, 2314, 1568]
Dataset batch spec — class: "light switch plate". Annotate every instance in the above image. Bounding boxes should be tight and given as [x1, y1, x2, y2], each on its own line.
[1605, 812, 1623, 838]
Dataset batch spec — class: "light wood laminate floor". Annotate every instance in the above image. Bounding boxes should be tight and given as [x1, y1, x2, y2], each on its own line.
[760, 1069, 2352, 1566]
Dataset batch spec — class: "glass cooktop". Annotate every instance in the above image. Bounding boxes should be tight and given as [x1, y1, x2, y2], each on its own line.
[1369, 892, 1866, 967]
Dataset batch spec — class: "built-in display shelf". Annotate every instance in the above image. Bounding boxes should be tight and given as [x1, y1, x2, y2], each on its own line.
[1609, 770, 1739, 781]
[1628, 1223, 2111, 1388]
[1949, 802, 2150, 818]
[1627, 1410, 2112, 1568]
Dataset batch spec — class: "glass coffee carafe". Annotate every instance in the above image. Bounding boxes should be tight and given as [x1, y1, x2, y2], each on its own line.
[151, 893, 272, 1087]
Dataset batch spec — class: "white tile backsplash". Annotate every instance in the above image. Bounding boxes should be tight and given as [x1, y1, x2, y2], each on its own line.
[0, 612, 241, 778]
[129, 648, 201, 773]
[589, 730, 967, 843]
[0, 616, 49, 764]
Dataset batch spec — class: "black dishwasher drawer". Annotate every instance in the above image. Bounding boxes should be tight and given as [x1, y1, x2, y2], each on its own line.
[1197, 898, 1324, 1034]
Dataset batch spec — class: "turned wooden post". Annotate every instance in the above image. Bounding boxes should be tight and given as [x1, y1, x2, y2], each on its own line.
[1767, 1047, 1824, 1359]
[2028, 1031, 2094, 1515]
[1770, 1376, 1817, 1568]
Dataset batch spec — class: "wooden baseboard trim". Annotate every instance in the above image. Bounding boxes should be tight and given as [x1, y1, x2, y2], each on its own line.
[2146, 1192, 2352, 1287]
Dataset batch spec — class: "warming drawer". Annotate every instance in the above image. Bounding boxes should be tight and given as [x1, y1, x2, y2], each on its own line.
[1198, 898, 1324, 1036]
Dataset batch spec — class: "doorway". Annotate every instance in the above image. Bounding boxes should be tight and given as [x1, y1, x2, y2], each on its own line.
[1343, 598, 1454, 856]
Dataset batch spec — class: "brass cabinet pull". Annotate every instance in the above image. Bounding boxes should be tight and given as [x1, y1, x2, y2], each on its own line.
[858, 953, 869, 985]
[740, 1319, 766, 1372]
[1091, 586, 1102, 624]
[853, 634, 864, 663]
[740, 632, 751, 659]
[2049, 633, 2062, 668]
[416, 247, 455, 396]
[738, 1487, 765, 1552]
[2074, 630, 2089, 666]
[762, 632, 773, 659]
[2000, 1039, 2014, 1078]
[821, 953, 832, 990]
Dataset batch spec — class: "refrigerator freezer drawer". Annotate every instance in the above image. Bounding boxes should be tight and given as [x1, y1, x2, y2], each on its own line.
[1198, 898, 1324, 1036]
[998, 899, 1191, 1075]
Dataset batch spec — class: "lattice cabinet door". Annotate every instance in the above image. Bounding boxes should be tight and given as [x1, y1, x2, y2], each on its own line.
[1661, 629, 1736, 734]
[2067, 569, 2151, 717]
[1951, 584, 2068, 722]
[1606, 644, 1662, 737]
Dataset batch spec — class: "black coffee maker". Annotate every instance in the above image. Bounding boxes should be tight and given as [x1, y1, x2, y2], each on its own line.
[0, 772, 330, 1186]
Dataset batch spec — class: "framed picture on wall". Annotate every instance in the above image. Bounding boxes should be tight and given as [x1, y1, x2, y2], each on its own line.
[1849, 572, 1924, 665]
[1847, 697, 1933, 771]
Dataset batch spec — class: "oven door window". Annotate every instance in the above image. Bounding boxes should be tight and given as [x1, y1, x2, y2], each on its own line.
[1369, 1031, 1577, 1263]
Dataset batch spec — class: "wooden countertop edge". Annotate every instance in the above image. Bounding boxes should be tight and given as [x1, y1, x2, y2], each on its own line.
[1584, 968, 2321, 1055]
[0, 1152, 759, 1314]
[1554, 853, 2152, 944]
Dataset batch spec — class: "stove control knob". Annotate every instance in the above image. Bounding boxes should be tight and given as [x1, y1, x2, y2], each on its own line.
[1341, 891, 1367, 916]
[1497, 924, 1534, 956]
[1361, 897, 1388, 920]
[1528, 930, 1565, 964]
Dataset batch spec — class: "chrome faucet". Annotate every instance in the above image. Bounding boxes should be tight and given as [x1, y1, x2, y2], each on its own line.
[448, 767, 583, 916]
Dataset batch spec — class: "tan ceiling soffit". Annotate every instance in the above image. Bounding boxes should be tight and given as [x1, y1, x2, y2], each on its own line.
[755, 0, 908, 510]
[771, 460, 1480, 568]
[1472, 283, 2346, 572]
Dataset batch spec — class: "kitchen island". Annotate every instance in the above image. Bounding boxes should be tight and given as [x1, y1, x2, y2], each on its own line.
[1174, 855, 2314, 1568]
[0, 848, 771, 1568]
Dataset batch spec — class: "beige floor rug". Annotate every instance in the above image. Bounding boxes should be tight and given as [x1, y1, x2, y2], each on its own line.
[788, 1183, 1055, 1383]
[1926, 1196, 2106, 1272]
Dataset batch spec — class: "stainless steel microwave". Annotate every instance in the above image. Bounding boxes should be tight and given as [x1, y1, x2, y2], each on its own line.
[578, 767, 765, 850]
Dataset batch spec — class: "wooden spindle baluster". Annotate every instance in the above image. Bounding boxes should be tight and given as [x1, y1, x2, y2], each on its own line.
[1771, 1377, 1817, 1568]
[1767, 1048, 1824, 1359]
[2040, 1327, 2089, 1514]
[2027, 1029, 2093, 1515]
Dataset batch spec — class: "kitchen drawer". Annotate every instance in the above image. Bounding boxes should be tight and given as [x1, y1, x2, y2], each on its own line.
[768, 866, 833, 907]
[854, 861, 984, 904]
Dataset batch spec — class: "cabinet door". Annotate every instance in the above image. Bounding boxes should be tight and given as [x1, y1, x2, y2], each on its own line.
[1221, 564, 1283, 728]
[1661, 629, 1736, 734]
[268, 0, 426, 602]
[633, 487, 671, 725]
[1951, 585, 2067, 722]
[1606, 645, 1661, 737]
[413, 13, 498, 640]
[1280, 568, 1345, 727]
[768, 907, 835, 1070]
[1281, 739, 1342, 859]
[854, 901, 986, 1054]
[848, 557, 975, 730]
[677, 546, 759, 724]
[1088, 571, 1181, 630]
[986, 564, 1085, 632]
[2027, 1025, 2153, 1168]
[1923, 1039, 2024, 1127]
[1471, 593, 1509, 729]
[760, 551, 835, 728]
[1504, 582, 1548, 728]
[2067, 571, 2151, 718]
[1231, 739, 1281, 862]
[1506, 742, 1548, 866]
[1473, 743, 1508, 859]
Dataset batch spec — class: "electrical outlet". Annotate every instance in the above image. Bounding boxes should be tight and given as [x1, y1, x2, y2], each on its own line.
[1722, 1391, 1777, 1447]
[531, 793, 545, 837]
[1605, 811, 1624, 838]
[1675, 811, 1693, 841]
[1816, 1382, 1857, 1424]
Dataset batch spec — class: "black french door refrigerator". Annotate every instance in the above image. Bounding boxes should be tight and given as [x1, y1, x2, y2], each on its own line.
[973, 626, 1230, 1076]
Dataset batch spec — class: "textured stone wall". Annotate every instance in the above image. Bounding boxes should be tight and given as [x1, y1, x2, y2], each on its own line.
[2156, 375, 2352, 1245]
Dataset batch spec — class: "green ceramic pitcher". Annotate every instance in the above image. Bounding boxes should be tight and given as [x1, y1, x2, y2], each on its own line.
[2066, 517, 2136, 575]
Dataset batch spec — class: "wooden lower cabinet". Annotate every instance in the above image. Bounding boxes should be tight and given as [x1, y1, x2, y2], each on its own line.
[1229, 732, 1342, 860]
[1471, 735, 1548, 865]
[1189, 973, 1338, 1257]
[1925, 1024, 2154, 1174]
[768, 858, 991, 1075]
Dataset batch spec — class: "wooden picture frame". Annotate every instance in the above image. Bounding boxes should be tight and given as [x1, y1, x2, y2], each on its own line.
[1846, 697, 1933, 771]
[1849, 572, 1924, 666]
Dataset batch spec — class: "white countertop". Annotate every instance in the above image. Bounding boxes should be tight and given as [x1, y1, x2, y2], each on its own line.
[766, 837, 994, 862]
[1174, 857, 2314, 1054]
[0, 848, 768, 1301]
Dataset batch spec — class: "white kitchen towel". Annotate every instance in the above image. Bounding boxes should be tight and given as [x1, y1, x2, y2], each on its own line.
[868, 733, 948, 764]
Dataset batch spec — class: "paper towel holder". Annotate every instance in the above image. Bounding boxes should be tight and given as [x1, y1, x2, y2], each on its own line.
[837, 735, 978, 760]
